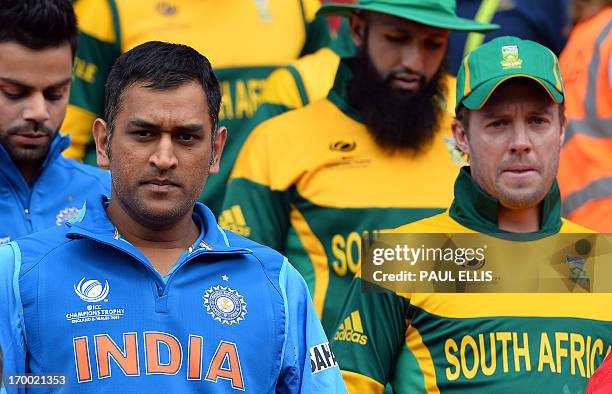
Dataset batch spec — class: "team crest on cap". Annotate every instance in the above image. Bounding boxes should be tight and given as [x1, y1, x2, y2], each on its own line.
[56, 207, 81, 226]
[500, 45, 523, 69]
[203, 285, 247, 325]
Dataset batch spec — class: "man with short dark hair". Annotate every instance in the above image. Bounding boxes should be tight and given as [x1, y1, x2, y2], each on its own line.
[0, 0, 109, 243]
[0, 41, 346, 393]
[333, 36, 612, 393]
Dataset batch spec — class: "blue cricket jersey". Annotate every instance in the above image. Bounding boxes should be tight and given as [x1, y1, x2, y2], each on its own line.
[0, 198, 346, 393]
[0, 134, 110, 244]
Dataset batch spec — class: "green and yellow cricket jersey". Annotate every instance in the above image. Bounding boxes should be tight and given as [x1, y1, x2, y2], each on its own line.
[332, 167, 612, 393]
[63, 0, 330, 215]
[220, 58, 465, 336]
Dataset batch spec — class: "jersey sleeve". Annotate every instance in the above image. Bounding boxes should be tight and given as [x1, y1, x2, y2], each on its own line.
[0, 243, 26, 394]
[331, 274, 410, 393]
[219, 124, 290, 253]
[63, 0, 122, 160]
[277, 258, 347, 393]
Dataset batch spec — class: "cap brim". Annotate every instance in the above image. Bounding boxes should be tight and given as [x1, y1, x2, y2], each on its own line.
[317, 4, 499, 32]
[462, 74, 564, 110]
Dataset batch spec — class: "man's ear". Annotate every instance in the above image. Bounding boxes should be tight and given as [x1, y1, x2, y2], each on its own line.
[452, 118, 470, 157]
[92, 118, 111, 169]
[209, 126, 227, 175]
[559, 110, 567, 148]
[348, 12, 367, 47]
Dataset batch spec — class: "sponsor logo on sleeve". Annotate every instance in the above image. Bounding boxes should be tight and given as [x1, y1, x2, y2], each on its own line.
[310, 342, 338, 374]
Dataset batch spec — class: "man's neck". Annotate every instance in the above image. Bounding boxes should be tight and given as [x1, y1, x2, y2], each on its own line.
[106, 196, 199, 276]
[497, 204, 542, 233]
[17, 161, 41, 186]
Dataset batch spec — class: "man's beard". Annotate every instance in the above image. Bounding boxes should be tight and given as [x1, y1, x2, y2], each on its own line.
[348, 47, 447, 154]
[0, 121, 57, 165]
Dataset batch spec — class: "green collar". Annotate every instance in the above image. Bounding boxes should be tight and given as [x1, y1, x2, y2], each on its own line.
[327, 57, 364, 124]
[449, 167, 563, 240]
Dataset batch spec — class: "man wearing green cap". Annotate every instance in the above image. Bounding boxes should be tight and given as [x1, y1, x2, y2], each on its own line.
[220, 0, 496, 339]
[332, 36, 612, 393]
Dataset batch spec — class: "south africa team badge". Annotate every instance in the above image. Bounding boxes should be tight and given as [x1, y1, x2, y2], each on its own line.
[203, 285, 247, 325]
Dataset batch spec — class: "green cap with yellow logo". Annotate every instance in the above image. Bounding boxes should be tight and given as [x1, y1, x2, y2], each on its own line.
[456, 36, 564, 112]
[317, 0, 498, 32]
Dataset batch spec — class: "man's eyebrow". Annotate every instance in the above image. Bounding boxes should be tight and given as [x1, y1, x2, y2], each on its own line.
[0, 77, 72, 90]
[46, 78, 72, 90]
[174, 124, 204, 132]
[127, 119, 160, 130]
[0, 77, 32, 90]
[127, 120, 205, 132]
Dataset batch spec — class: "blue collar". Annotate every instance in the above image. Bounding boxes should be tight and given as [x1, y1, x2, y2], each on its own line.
[0, 133, 71, 190]
[66, 196, 248, 254]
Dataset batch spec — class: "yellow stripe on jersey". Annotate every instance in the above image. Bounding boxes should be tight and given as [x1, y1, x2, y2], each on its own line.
[406, 323, 441, 394]
[341, 370, 385, 394]
[289, 205, 329, 317]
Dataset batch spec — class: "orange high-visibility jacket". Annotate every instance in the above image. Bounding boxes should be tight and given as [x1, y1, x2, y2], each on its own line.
[558, 7, 612, 231]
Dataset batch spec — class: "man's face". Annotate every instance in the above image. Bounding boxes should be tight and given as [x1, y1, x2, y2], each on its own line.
[454, 79, 565, 210]
[350, 11, 449, 95]
[348, 11, 449, 152]
[0, 42, 72, 165]
[94, 81, 226, 228]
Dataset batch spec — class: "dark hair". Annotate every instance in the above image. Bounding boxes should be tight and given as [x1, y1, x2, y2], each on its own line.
[104, 41, 221, 158]
[0, 0, 78, 57]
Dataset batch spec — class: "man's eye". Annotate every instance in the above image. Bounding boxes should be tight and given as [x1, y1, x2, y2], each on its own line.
[178, 133, 199, 142]
[44, 91, 64, 101]
[530, 117, 547, 125]
[488, 120, 508, 128]
[3, 91, 24, 100]
[425, 40, 445, 50]
[133, 130, 153, 138]
[385, 34, 405, 43]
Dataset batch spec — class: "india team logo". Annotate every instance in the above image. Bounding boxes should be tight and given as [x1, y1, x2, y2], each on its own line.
[74, 278, 110, 303]
[203, 285, 247, 325]
[56, 207, 81, 226]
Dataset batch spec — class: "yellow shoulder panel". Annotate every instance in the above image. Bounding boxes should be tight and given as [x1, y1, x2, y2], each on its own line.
[62, 104, 97, 160]
[259, 68, 305, 109]
[260, 47, 339, 109]
[341, 370, 385, 394]
[230, 99, 351, 190]
[293, 47, 340, 105]
[301, 0, 322, 22]
[560, 218, 596, 233]
[74, 0, 116, 43]
[392, 212, 473, 234]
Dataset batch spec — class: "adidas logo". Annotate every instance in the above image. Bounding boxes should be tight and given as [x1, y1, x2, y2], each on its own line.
[334, 310, 368, 345]
[219, 205, 251, 237]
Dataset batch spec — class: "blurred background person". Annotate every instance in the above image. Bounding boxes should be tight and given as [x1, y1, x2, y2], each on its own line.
[63, 0, 331, 215]
[447, 0, 572, 75]
[558, 0, 612, 231]
[0, 0, 109, 243]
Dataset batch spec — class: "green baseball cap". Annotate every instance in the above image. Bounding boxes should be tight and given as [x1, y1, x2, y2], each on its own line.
[456, 36, 565, 112]
[317, 0, 499, 32]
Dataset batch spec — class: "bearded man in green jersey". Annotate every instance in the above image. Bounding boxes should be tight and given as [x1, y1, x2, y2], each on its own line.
[332, 36, 612, 393]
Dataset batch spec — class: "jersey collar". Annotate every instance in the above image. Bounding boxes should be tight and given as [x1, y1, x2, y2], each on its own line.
[449, 166, 563, 240]
[327, 57, 365, 124]
[66, 196, 249, 254]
